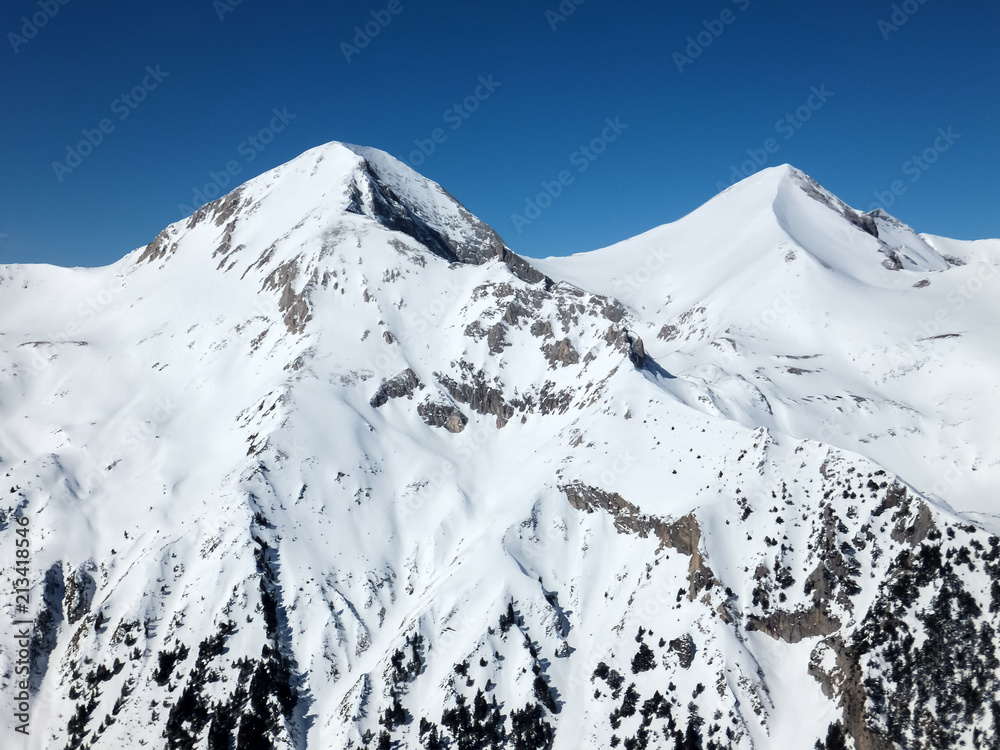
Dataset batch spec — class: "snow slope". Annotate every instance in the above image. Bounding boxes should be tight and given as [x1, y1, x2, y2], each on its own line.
[534, 165, 1000, 524]
[0, 144, 998, 750]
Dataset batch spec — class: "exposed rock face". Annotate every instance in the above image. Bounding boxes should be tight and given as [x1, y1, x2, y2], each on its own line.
[852, 211, 880, 239]
[562, 464, 1000, 750]
[486, 323, 509, 355]
[606, 327, 647, 368]
[791, 169, 879, 239]
[496, 245, 552, 287]
[417, 398, 468, 433]
[658, 324, 680, 341]
[370, 369, 423, 408]
[560, 483, 717, 601]
[138, 188, 251, 266]
[668, 634, 696, 669]
[349, 163, 478, 267]
[351, 158, 552, 287]
[747, 608, 841, 644]
[810, 531, 1000, 750]
[65, 564, 96, 625]
[881, 249, 905, 270]
[886, 489, 935, 547]
[542, 338, 580, 368]
[437, 367, 515, 429]
[789, 169, 950, 273]
[262, 257, 313, 334]
[136, 229, 174, 266]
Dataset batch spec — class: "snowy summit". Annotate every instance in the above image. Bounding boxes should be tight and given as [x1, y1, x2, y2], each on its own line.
[1, 142, 999, 750]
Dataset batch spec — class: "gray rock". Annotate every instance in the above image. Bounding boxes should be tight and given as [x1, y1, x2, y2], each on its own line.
[370, 369, 424, 409]
[417, 399, 468, 433]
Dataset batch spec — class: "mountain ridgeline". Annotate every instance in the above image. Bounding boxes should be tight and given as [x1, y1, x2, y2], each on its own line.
[1, 142, 999, 749]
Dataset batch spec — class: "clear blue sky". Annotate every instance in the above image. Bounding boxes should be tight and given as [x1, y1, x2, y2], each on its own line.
[1, 0, 997, 267]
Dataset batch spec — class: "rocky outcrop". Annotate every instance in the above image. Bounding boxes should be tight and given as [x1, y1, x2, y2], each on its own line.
[509, 382, 576, 418]
[417, 399, 468, 433]
[808, 635, 893, 750]
[370, 369, 424, 408]
[436, 367, 515, 429]
[487, 323, 509, 355]
[808, 524, 1000, 750]
[885, 487, 936, 547]
[261, 257, 313, 335]
[542, 338, 580, 368]
[352, 159, 552, 287]
[747, 608, 841, 644]
[806, 504, 863, 612]
[350, 163, 472, 267]
[667, 634, 695, 669]
[139, 187, 252, 266]
[65, 564, 96, 625]
[607, 327, 647, 368]
[791, 169, 879, 239]
[851, 211, 879, 239]
[136, 228, 176, 266]
[560, 483, 717, 601]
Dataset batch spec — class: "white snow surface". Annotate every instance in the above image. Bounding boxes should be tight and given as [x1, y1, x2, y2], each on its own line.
[0, 143, 997, 749]
[534, 164, 1000, 522]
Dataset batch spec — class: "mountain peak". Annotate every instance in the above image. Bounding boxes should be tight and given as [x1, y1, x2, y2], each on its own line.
[715, 164, 856, 214]
[705, 163, 952, 273]
[126, 141, 551, 336]
[2, 140, 999, 750]
[131, 141, 549, 296]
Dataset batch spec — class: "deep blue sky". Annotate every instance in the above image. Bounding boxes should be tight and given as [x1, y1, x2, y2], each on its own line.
[1, 0, 998, 267]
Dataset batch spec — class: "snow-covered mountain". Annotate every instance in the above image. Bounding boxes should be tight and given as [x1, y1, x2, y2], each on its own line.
[1, 142, 998, 750]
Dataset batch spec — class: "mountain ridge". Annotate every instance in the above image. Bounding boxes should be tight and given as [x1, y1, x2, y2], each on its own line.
[1, 142, 998, 750]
